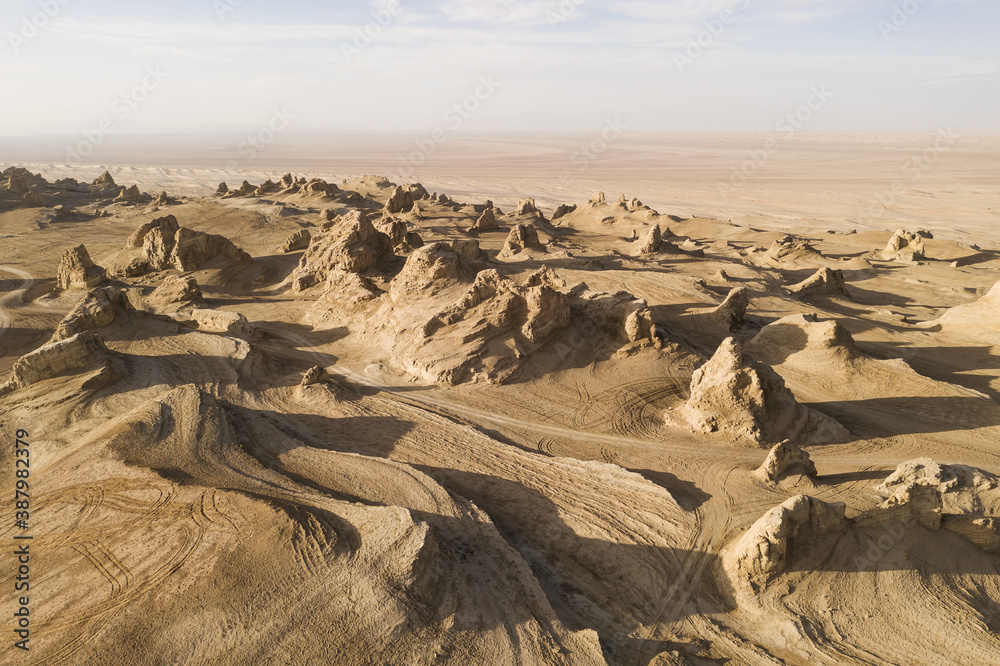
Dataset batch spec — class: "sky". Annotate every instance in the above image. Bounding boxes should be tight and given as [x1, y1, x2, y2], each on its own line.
[1, 0, 998, 137]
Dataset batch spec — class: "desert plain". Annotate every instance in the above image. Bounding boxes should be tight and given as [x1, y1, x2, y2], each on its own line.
[2, 133, 1000, 665]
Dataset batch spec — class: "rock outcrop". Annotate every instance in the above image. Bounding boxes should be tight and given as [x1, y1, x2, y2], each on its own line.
[469, 208, 499, 234]
[115, 216, 253, 276]
[57, 245, 107, 290]
[723, 495, 846, 592]
[787, 268, 852, 300]
[709, 287, 749, 331]
[191, 309, 260, 338]
[0, 332, 119, 397]
[878, 229, 926, 263]
[637, 226, 661, 254]
[670, 337, 850, 447]
[281, 229, 312, 253]
[92, 171, 116, 188]
[748, 314, 859, 364]
[499, 224, 544, 257]
[923, 281, 1000, 341]
[148, 276, 205, 313]
[291, 211, 393, 291]
[53, 287, 132, 342]
[755, 440, 818, 484]
[552, 204, 576, 221]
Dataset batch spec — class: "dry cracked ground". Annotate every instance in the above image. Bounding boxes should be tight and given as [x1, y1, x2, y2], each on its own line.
[2, 166, 1000, 665]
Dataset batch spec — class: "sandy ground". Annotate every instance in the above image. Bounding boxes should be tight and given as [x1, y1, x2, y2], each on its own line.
[1, 135, 999, 665]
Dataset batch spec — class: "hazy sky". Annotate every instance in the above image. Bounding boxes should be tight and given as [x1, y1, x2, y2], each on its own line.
[1, 0, 997, 136]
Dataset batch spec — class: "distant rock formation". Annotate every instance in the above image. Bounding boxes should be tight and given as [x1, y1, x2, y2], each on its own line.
[709, 287, 749, 332]
[787, 268, 852, 300]
[57, 245, 106, 290]
[92, 171, 116, 188]
[723, 495, 846, 592]
[112, 215, 253, 277]
[291, 211, 393, 291]
[53, 287, 132, 342]
[469, 208, 499, 234]
[22, 191, 44, 207]
[588, 192, 607, 206]
[755, 440, 817, 484]
[382, 219, 424, 252]
[670, 337, 850, 447]
[515, 199, 540, 216]
[114, 185, 151, 204]
[551, 204, 576, 221]
[216, 182, 229, 196]
[878, 229, 926, 263]
[281, 229, 312, 253]
[766, 236, 824, 264]
[499, 224, 544, 257]
[384, 184, 428, 214]
[0, 332, 119, 397]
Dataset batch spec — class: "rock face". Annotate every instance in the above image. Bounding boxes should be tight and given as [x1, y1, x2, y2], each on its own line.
[22, 191, 44, 207]
[879, 229, 926, 262]
[383, 219, 424, 252]
[389, 242, 485, 302]
[637, 225, 661, 254]
[148, 276, 204, 312]
[0, 332, 118, 397]
[500, 224, 543, 257]
[291, 211, 393, 291]
[469, 208, 499, 234]
[787, 268, 852, 300]
[755, 440, 818, 484]
[57, 245, 107, 290]
[113, 215, 253, 277]
[281, 229, 312, 253]
[53, 287, 132, 342]
[384, 184, 428, 214]
[568, 287, 661, 348]
[670, 337, 850, 447]
[709, 287, 749, 331]
[723, 495, 846, 592]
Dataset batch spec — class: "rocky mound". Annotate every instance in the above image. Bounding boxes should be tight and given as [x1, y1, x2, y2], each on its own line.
[57, 244, 107, 290]
[723, 495, 847, 592]
[399, 268, 571, 384]
[381, 218, 424, 252]
[566, 286, 663, 349]
[748, 313, 860, 364]
[499, 224, 545, 258]
[878, 228, 926, 263]
[291, 211, 393, 291]
[786, 267, 852, 300]
[389, 241, 486, 301]
[92, 170, 117, 189]
[755, 440, 818, 484]
[53, 287, 133, 341]
[111, 215, 254, 277]
[469, 207, 500, 234]
[0, 331, 119, 397]
[669, 337, 850, 447]
[147, 276, 205, 313]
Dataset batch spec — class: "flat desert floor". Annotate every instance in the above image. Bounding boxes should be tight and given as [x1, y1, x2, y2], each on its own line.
[2, 134, 1000, 665]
